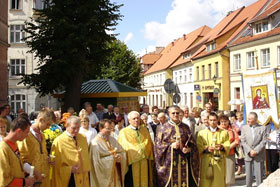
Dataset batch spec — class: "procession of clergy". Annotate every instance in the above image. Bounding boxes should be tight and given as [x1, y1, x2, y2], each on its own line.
[0, 102, 268, 187]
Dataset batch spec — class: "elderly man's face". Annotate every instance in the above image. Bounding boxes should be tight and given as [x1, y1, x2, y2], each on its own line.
[247, 114, 257, 126]
[184, 108, 189, 118]
[67, 122, 80, 137]
[169, 108, 180, 123]
[86, 105, 93, 114]
[158, 114, 166, 124]
[129, 113, 140, 128]
[108, 106, 113, 112]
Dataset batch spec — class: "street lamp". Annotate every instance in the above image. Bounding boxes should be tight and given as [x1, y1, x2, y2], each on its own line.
[212, 75, 221, 88]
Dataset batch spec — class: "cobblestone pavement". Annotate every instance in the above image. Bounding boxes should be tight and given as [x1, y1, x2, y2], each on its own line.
[231, 174, 257, 187]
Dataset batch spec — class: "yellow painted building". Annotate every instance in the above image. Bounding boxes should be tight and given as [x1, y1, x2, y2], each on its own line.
[191, 0, 268, 111]
[193, 50, 230, 110]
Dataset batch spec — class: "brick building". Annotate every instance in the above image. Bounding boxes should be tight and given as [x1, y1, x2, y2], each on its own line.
[0, 0, 9, 106]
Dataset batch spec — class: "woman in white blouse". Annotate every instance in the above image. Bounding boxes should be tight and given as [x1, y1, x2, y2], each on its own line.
[79, 109, 97, 145]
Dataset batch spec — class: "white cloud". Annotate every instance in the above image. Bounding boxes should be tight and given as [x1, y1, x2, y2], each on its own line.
[144, 0, 256, 46]
[124, 32, 133, 44]
[137, 45, 156, 57]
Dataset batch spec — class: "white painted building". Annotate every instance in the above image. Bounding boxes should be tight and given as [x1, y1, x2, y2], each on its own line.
[8, 0, 58, 114]
[142, 71, 167, 108]
[172, 65, 194, 109]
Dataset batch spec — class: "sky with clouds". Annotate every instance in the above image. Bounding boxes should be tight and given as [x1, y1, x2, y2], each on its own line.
[113, 0, 257, 56]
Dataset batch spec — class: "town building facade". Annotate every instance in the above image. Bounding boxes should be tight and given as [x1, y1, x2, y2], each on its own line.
[8, 0, 58, 114]
[229, 0, 280, 111]
[0, 0, 9, 106]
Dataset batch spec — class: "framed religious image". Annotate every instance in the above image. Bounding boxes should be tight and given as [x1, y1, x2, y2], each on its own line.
[251, 85, 270, 109]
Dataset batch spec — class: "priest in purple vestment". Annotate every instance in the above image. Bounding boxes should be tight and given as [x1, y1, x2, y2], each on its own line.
[154, 105, 199, 187]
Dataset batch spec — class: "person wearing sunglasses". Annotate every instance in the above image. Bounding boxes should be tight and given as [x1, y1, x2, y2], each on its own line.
[154, 105, 199, 187]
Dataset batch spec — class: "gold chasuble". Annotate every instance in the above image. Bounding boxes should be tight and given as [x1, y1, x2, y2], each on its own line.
[0, 140, 25, 186]
[51, 132, 90, 187]
[118, 125, 154, 187]
[89, 134, 126, 187]
[18, 132, 50, 187]
[196, 128, 230, 187]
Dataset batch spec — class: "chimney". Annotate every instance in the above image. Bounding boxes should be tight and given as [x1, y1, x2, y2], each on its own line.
[183, 34, 186, 40]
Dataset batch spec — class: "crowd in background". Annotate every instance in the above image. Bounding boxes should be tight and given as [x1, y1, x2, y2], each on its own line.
[0, 101, 279, 187]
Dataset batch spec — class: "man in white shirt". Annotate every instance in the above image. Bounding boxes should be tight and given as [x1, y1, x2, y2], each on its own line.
[201, 103, 214, 116]
[122, 105, 129, 127]
[84, 102, 99, 130]
[182, 106, 196, 138]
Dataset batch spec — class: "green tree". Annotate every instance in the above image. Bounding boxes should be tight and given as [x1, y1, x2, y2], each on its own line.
[21, 0, 122, 111]
[98, 40, 142, 89]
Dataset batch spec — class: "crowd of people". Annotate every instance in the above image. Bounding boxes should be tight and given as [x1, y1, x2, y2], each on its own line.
[0, 102, 279, 187]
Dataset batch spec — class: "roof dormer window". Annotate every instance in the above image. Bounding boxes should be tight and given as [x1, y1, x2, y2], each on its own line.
[255, 21, 269, 34]
[206, 42, 216, 52]
[183, 53, 191, 59]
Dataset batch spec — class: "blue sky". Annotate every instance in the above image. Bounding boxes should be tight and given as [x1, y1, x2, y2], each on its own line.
[112, 0, 256, 56]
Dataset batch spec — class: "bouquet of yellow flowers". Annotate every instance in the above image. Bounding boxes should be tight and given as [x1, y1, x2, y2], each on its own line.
[43, 124, 62, 153]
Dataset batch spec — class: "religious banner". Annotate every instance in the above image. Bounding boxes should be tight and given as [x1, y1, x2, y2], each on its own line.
[242, 68, 279, 126]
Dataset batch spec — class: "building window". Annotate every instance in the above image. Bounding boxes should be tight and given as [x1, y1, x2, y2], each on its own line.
[263, 21, 268, 31]
[184, 93, 187, 105]
[10, 59, 25, 76]
[215, 62, 219, 77]
[33, 0, 46, 10]
[179, 71, 182, 83]
[10, 25, 25, 43]
[11, 0, 22, 10]
[202, 65, 205, 80]
[189, 68, 192, 81]
[261, 48, 270, 67]
[206, 45, 211, 52]
[247, 51, 255, 69]
[196, 66, 199, 80]
[208, 64, 211, 79]
[278, 46, 280, 65]
[175, 72, 177, 83]
[255, 21, 269, 34]
[184, 69, 187, 82]
[256, 23, 262, 33]
[183, 53, 191, 59]
[10, 94, 26, 114]
[233, 54, 241, 71]
[211, 43, 216, 50]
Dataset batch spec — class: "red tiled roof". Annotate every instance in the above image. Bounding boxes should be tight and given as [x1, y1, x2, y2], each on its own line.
[250, 0, 280, 23]
[230, 27, 280, 46]
[144, 25, 211, 75]
[141, 54, 162, 65]
[230, 0, 280, 46]
[192, 0, 269, 60]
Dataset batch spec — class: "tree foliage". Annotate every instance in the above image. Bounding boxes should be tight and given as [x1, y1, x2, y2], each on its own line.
[21, 0, 122, 111]
[97, 40, 142, 89]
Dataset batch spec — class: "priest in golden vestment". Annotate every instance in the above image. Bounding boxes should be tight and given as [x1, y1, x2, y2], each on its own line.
[18, 108, 55, 187]
[51, 116, 90, 187]
[196, 112, 230, 187]
[0, 116, 35, 187]
[118, 111, 154, 187]
[89, 119, 126, 187]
